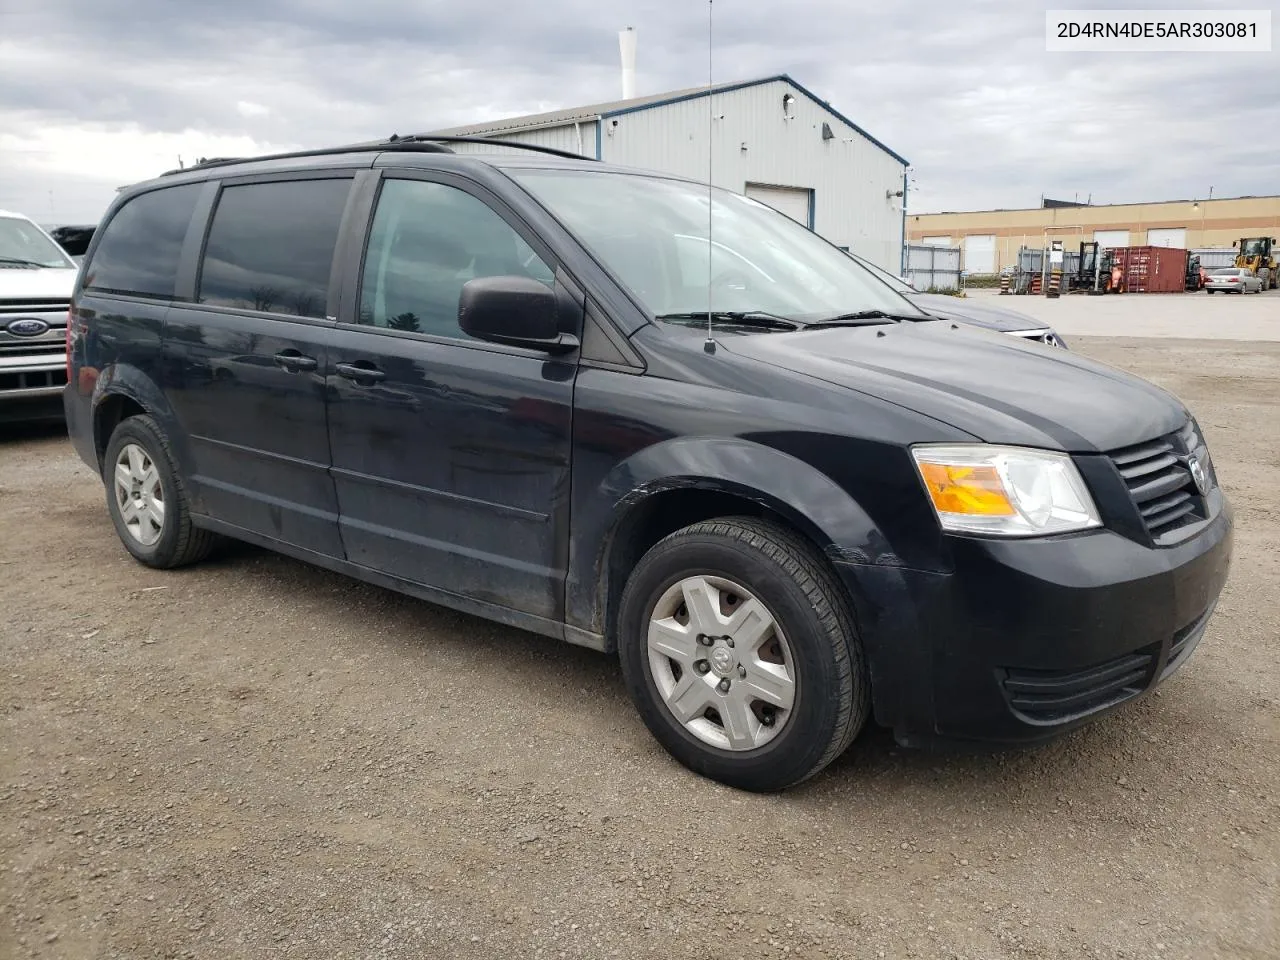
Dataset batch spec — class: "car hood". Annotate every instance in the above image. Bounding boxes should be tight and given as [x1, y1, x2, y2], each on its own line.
[724, 321, 1186, 451]
[907, 292, 1047, 332]
[0, 266, 77, 300]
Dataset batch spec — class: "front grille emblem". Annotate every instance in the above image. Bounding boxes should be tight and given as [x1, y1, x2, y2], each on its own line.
[5, 317, 50, 337]
[1187, 455, 1209, 496]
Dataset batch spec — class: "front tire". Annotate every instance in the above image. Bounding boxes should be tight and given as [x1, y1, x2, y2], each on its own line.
[617, 517, 869, 792]
[104, 415, 216, 569]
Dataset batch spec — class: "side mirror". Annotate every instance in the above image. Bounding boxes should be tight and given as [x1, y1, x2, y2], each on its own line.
[458, 276, 579, 354]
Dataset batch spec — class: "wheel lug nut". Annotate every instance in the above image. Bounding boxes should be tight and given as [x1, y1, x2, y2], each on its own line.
[725, 638, 734, 648]
[738, 665, 747, 678]
[697, 634, 713, 646]
[695, 660, 711, 675]
[717, 678, 731, 693]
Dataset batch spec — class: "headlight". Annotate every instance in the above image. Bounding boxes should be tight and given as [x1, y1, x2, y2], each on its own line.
[911, 445, 1101, 536]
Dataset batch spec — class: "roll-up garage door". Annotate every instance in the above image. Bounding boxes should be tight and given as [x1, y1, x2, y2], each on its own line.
[745, 184, 813, 228]
[1094, 230, 1130, 249]
[963, 235, 996, 274]
[1147, 228, 1186, 248]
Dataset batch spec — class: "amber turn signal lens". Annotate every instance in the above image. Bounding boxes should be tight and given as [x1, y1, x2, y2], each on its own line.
[917, 462, 1015, 516]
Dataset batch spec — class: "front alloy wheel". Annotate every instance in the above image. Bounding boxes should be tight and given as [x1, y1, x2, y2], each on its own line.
[648, 575, 796, 751]
[618, 517, 869, 792]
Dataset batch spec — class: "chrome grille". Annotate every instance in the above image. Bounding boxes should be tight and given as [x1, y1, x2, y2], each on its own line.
[0, 298, 70, 315]
[0, 342, 63, 358]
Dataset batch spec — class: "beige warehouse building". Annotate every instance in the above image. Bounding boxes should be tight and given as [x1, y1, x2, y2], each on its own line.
[907, 195, 1280, 274]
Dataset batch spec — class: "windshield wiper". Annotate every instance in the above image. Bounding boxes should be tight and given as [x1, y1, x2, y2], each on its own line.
[0, 256, 51, 268]
[655, 310, 798, 331]
[801, 309, 921, 328]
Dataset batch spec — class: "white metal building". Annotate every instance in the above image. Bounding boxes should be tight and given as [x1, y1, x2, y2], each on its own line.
[429, 75, 910, 272]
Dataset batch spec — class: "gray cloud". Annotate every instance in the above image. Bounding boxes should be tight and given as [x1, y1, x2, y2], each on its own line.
[0, 0, 1274, 223]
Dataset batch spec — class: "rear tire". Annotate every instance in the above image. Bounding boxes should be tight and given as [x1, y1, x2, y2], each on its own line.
[104, 415, 216, 569]
[617, 517, 869, 792]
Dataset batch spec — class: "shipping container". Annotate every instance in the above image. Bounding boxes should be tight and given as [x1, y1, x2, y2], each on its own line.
[1110, 246, 1188, 293]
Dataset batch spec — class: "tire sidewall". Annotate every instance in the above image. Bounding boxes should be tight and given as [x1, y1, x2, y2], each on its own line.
[103, 417, 185, 566]
[618, 532, 850, 790]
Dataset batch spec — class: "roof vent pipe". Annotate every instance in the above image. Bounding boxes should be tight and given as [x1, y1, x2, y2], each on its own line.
[619, 27, 637, 99]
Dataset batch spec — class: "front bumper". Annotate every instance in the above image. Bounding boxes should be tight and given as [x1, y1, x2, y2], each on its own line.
[836, 501, 1233, 747]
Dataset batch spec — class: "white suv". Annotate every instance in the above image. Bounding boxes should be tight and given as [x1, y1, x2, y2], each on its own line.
[0, 209, 79, 422]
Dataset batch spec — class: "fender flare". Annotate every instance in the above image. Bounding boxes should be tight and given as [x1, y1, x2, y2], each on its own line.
[566, 436, 909, 643]
[90, 364, 193, 480]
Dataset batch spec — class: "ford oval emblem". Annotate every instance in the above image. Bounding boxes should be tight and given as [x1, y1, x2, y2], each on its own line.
[6, 317, 50, 337]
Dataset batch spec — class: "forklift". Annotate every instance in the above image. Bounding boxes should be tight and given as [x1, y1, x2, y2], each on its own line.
[1234, 237, 1278, 289]
[1071, 241, 1113, 294]
[1185, 253, 1204, 291]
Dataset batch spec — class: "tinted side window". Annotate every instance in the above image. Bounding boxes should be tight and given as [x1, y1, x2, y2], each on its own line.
[358, 179, 554, 338]
[198, 179, 350, 318]
[85, 184, 200, 298]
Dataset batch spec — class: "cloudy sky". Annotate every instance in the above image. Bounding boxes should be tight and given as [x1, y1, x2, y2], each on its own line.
[0, 0, 1275, 224]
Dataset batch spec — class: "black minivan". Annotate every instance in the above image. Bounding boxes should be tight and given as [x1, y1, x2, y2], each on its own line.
[65, 138, 1232, 791]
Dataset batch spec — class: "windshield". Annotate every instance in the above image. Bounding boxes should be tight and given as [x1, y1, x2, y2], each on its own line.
[1240, 239, 1265, 257]
[511, 169, 927, 322]
[0, 217, 75, 268]
[1213, 268, 1242, 276]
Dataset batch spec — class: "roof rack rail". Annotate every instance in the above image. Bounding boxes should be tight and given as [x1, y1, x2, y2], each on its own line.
[385, 134, 598, 161]
[158, 140, 457, 178]
[157, 134, 595, 179]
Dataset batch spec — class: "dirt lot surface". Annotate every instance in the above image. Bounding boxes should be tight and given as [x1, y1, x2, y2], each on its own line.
[3, 338, 1278, 960]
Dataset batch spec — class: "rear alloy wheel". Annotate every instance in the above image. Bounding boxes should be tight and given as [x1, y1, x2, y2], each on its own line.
[618, 517, 868, 792]
[103, 415, 216, 569]
[113, 443, 165, 546]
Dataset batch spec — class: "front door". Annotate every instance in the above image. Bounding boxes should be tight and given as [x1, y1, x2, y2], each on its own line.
[326, 175, 578, 620]
[163, 175, 355, 557]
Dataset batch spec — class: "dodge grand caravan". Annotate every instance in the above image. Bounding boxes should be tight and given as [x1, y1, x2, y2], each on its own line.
[64, 138, 1233, 791]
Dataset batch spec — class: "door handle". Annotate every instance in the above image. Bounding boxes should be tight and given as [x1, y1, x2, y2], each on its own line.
[274, 351, 318, 372]
[335, 361, 386, 384]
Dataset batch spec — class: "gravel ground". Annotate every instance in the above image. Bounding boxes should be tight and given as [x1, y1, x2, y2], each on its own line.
[2, 337, 1278, 960]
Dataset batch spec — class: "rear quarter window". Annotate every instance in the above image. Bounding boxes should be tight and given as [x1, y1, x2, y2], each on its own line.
[85, 184, 201, 298]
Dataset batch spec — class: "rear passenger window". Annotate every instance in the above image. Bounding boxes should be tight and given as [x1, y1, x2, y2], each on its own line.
[198, 179, 350, 318]
[358, 179, 554, 338]
[85, 184, 200, 298]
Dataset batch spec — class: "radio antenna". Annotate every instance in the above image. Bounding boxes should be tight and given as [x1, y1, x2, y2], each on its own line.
[704, 0, 715, 354]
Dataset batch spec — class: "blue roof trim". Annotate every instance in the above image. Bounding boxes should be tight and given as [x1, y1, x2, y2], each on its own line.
[600, 74, 909, 167]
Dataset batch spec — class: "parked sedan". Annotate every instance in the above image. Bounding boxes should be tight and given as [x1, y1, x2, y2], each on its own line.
[846, 251, 1067, 348]
[1205, 268, 1264, 294]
